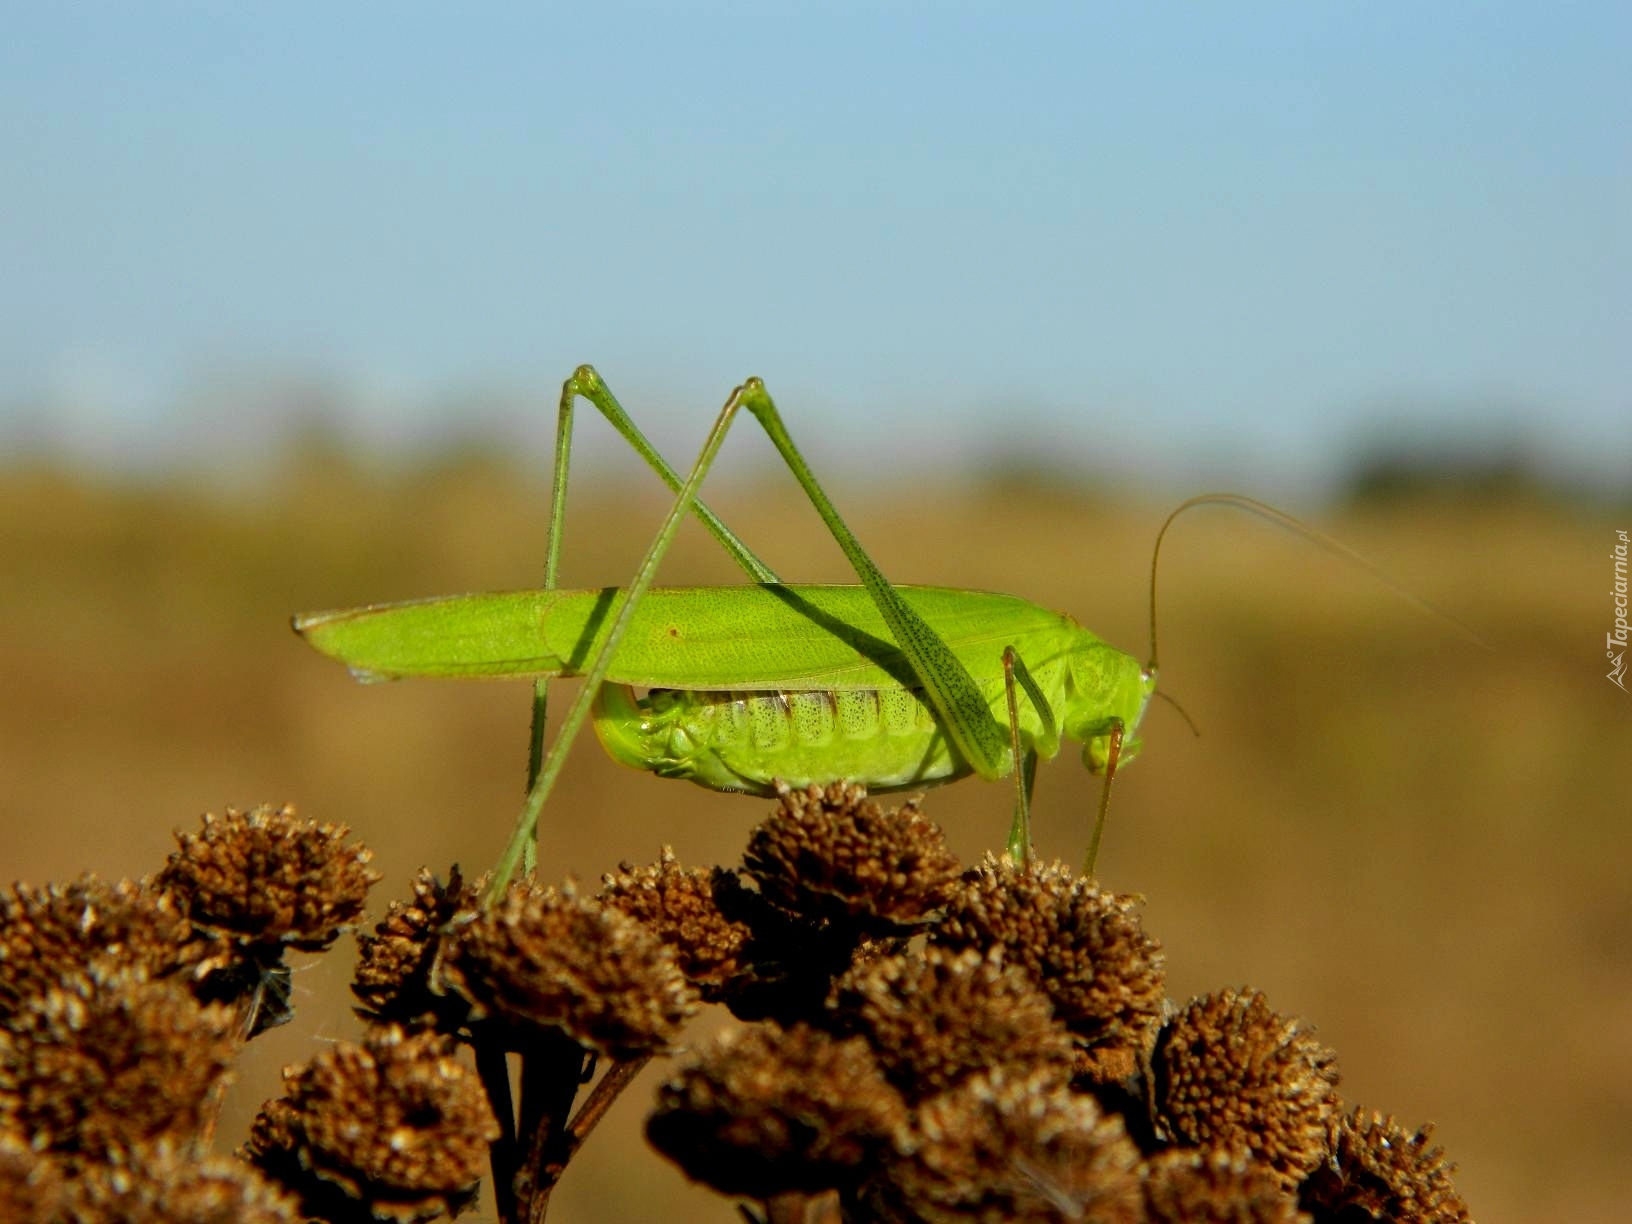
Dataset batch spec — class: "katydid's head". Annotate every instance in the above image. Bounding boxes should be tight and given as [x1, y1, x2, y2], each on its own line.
[1066, 643, 1155, 774]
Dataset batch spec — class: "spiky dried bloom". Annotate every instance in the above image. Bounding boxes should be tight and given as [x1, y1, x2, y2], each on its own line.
[1300, 1108, 1470, 1223]
[932, 855, 1165, 1082]
[829, 944, 1076, 1100]
[870, 1066, 1143, 1223]
[0, 1132, 64, 1224]
[353, 866, 477, 1029]
[245, 1026, 497, 1223]
[742, 781, 960, 931]
[439, 880, 696, 1057]
[63, 1142, 301, 1224]
[1148, 989, 1341, 1187]
[156, 804, 380, 951]
[0, 876, 221, 1020]
[599, 849, 754, 996]
[648, 1021, 908, 1199]
[1142, 1148, 1310, 1223]
[0, 964, 236, 1161]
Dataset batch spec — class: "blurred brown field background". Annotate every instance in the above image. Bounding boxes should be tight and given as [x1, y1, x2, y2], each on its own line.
[2, 449, 1628, 1223]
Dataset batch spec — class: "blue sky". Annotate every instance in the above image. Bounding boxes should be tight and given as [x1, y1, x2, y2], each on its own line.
[3, 3, 1626, 493]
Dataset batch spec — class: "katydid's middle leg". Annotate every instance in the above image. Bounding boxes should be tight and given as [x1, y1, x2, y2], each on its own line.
[1002, 644, 1060, 865]
[1002, 650, 1034, 866]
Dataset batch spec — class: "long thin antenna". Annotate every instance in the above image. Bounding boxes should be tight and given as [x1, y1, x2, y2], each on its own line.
[1146, 492, 1488, 673]
[1152, 689, 1201, 738]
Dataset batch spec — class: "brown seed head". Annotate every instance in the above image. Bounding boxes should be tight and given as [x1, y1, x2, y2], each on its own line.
[0, 1132, 65, 1224]
[440, 880, 696, 1057]
[0, 963, 236, 1161]
[64, 1142, 302, 1224]
[873, 1066, 1144, 1223]
[1147, 989, 1341, 1187]
[0, 876, 221, 1020]
[742, 782, 960, 931]
[157, 804, 380, 951]
[245, 1026, 498, 1223]
[353, 866, 478, 1030]
[599, 848, 753, 996]
[933, 855, 1165, 1081]
[829, 944, 1076, 1100]
[1300, 1107, 1470, 1223]
[648, 1021, 908, 1199]
[1142, 1148, 1310, 1223]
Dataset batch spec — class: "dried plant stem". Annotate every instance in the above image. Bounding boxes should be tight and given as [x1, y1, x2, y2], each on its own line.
[526, 1053, 654, 1222]
[763, 1191, 840, 1224]
[508, 1030, 591, 1224]
[473, 1037, 520, 1224]
[194, 986, 268, 1151]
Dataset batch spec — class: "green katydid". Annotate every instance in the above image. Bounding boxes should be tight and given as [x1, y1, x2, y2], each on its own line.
[293, 366, 1438, 902]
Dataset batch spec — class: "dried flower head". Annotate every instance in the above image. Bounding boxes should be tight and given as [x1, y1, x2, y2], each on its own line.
[742, 781, 960, 931]
[0, 964, 236, 1161]
[598, 849, 754, 996]
[439, 880, 696, 1057]
[1300, 1108, 1470, 1223]
[648, 1021, 908, 1199]
[64, 1142, 301, 1224]
[932, 855, 1165, 1082]
[157, 804, 380, 951]
[872, 1066, 1143, 1223]
[696, 896, 876, 1029]
[829, 945, 1076, 1100]
[1147, 989, 1341, 1187]
[353, 866, 478, 1029]
[1142, 1148, 1310, 1223]
[0, 876, 220, 1020]
[245, 1026, 497, 1223]
[0, 1132, 64, 1224]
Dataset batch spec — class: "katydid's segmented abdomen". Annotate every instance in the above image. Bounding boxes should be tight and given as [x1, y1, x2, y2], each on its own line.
[590, 683, 969, 794]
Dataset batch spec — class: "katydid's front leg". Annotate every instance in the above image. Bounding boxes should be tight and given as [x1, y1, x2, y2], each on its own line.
[1082, 721, 1125, 878]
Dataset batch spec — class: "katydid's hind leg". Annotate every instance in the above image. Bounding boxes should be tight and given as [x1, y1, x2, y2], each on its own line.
[521, 366, 778, 871]
[563, 366, 779, 582]
[485, 378, 760, 905]
[1082, 721, 1125, 879]
[735, 380, 1010, 783]
[519, 375, 587, 869]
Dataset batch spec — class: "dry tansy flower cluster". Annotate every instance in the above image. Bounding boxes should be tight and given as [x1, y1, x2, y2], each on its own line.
[1, 787, 1472, 1223]
[1, 804, 374, 1222]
